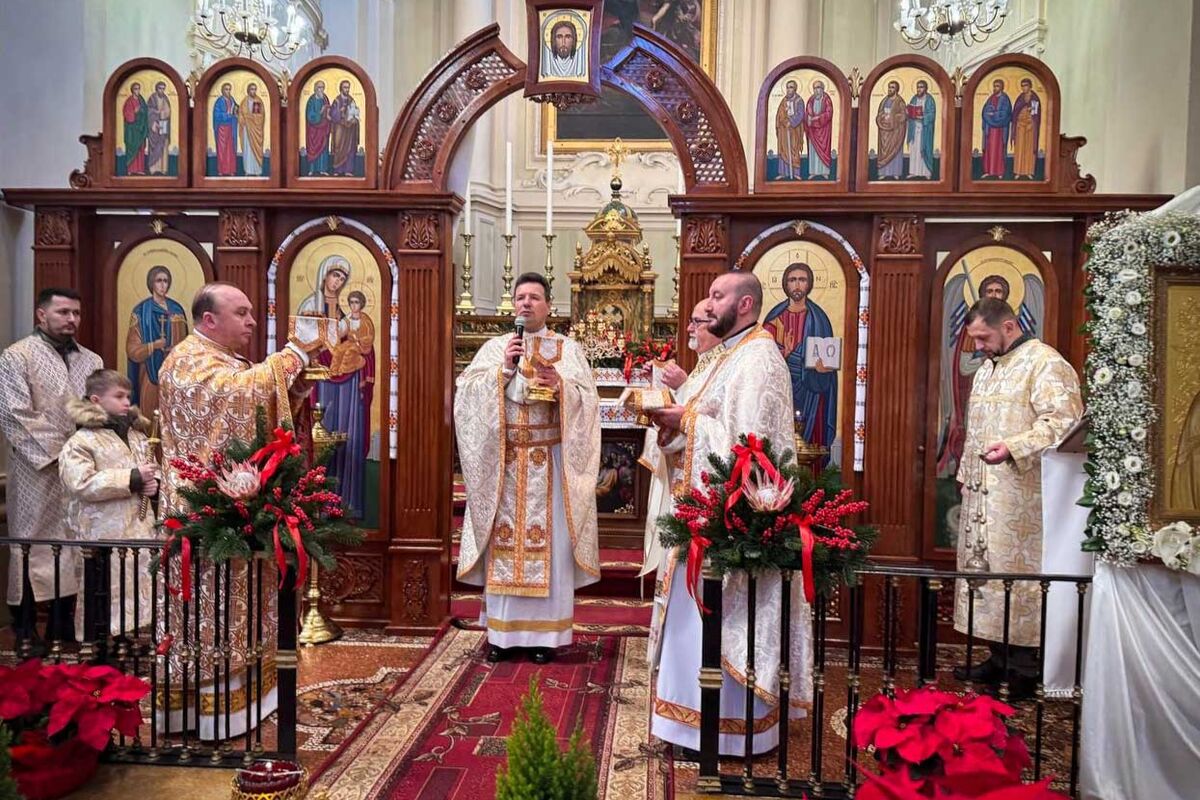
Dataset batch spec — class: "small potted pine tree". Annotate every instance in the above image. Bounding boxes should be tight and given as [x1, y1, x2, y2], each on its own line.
[495, 676, 597, 800]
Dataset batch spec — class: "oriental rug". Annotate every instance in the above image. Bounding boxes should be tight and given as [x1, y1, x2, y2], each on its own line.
[308, 627, 671, 800]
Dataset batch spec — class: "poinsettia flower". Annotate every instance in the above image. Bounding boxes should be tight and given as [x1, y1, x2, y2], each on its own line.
[47, 664, 149, 751]
[0, 659, 50, 720]
[892, 685, 961, 716]
[853, 693, 900, 748]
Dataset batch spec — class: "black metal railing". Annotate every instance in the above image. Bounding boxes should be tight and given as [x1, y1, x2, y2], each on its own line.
[1, 535, 297, 766]
[694, 563, 1092, 798]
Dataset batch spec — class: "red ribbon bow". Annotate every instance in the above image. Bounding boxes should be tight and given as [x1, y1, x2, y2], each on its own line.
[685, 532, 713, 614]
[786, 512, 817, 604]
[250, 427, 301, 486]
[161, 517, 193, 602]
[268, 506, 308, 592]
[724, 434, 781, 523]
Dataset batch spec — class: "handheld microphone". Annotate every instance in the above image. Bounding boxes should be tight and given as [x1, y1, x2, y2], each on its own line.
[512, 315, 527, 367]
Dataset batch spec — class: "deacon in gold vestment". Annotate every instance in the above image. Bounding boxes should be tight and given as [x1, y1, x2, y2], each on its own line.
[156, 282, 322, 739]
[647, 272, 812, 756]
[455, 273, 600, 665]
[952, 298, 1082, 691]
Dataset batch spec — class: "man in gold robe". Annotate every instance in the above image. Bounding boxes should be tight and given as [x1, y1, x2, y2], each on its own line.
[455, 273, 600, 665]
[640, 300, 723, 657]
[953, 297, 1082, 697]
[0, 288, 102, 646]
[156, 282, 323, 739]
[647, 272, 812, 757]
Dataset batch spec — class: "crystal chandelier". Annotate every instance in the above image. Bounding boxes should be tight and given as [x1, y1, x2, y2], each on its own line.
[193, 0, 308, 63]
[894, 1, 1010, 51]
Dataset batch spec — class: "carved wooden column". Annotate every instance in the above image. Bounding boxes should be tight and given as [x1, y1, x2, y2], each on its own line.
[862, 214, 926, 557]
[217, 209, 267, 361]
[677, 214, 729, 372]
[388, 207, 452, 632]
[33, 207, 79, 294]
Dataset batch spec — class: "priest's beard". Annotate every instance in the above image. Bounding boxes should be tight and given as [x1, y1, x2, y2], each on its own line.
[708, 305, 738, 338]
[687, 334, 699, 350]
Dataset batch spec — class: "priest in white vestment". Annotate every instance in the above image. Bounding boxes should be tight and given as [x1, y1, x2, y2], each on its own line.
[647, 271, 813, 756]
[952, 297, 1082, 697]
[640, 300, 723, 660]
[455, 273, 601, 664]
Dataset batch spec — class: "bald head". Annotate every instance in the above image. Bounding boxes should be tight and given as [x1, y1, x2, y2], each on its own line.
[193, 282, 257, 351]
[705, 271, 764, 339]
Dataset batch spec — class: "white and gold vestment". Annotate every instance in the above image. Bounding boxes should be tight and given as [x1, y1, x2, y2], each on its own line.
[650, 325, 813, 756]
[156, 331, 308, 739]
[953, 337, 1083, 647]
[455, 329, 600, 647]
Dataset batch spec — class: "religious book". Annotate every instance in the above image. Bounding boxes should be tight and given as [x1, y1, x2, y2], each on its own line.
[805, 337, 843, 370]
[1057, 413, 1089, 454]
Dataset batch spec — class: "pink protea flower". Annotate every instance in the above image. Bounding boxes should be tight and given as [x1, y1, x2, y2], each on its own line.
[743, 465, 794, 512]
[214, 461, 262, 501]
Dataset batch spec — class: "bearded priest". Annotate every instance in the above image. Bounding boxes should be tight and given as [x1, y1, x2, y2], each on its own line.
[455, 272, 601, 665]
[646, 271, 813, 757]
[156, 281, 325, 740]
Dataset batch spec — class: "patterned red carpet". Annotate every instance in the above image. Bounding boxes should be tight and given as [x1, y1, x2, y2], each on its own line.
[308, 626, 671, 800]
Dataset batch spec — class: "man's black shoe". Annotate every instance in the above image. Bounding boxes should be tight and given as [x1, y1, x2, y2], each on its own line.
[952, 657, 1005, 684]
[487, 645, 509, 663]
[530, 647, 554, 664]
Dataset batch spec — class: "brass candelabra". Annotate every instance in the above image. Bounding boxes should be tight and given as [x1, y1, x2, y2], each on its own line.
[300, 402, 346, 646]
[670, 233, 681, 317]
[455, 232, 476, 315]
[542, 233, 556, 302]
[497, 234, 516, 315]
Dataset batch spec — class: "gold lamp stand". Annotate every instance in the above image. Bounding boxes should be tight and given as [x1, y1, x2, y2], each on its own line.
[300, 403, 347, 646]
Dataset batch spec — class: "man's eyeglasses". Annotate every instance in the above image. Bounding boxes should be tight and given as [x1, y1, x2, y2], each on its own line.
[687, 317, 708, 327]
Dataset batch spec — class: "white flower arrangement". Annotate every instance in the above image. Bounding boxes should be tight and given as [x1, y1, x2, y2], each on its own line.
[1082, 211, 1200, 569]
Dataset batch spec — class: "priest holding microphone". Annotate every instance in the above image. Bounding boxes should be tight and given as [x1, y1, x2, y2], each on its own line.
[454, 272, 601, 664]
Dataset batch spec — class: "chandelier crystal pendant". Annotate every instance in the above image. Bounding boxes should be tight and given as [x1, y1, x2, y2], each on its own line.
[894, 1, 1011, 51]
[194, 0, 308, 63]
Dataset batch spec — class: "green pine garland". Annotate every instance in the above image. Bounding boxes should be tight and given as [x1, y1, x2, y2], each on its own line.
[496, 676, 598, 800]
[0, 725, 19, 800]
[657, 435, 877, 596]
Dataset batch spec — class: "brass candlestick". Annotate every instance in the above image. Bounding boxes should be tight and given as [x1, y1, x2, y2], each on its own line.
[670, 233, 681, 317]
[137, 409, 162, 521]
[455, 232, 476, 315]
[298, 562, 342, 646]
[542, 233, 556, 303]
[792, 413, 829, 477]
[301, 402, 346, 646]
[497, 234, 516, 315]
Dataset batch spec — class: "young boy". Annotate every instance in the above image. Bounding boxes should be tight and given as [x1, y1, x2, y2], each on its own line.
[60, 369, 159, 640]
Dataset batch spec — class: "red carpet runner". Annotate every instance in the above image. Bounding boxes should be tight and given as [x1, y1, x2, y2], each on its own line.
[309, 626, 671, 799]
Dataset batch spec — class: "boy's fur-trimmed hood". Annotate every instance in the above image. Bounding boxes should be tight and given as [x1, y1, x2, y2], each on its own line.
[67, 397, 151, 433]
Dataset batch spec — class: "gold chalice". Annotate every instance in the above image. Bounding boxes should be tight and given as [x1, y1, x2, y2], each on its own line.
[526, 352, 560, 403]
[288, 314, 337, 382]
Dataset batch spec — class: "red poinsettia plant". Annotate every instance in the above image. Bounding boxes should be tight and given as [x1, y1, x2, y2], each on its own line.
[851, 685, 1068, 799]
[159, 408, 362, 602]
[622, 334, 677, 381]
[657, 434, 876, 613]
[0, 659, 150, 800]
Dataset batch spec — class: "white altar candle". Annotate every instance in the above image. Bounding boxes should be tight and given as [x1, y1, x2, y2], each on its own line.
[546, 139, 554, 235]
[505, 141, 513, 236]
[675, 165, 684, 235]
[463, 181, 471, 235]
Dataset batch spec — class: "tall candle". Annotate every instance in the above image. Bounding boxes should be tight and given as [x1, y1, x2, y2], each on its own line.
[505, 141, 513, 236]
[675, 164, 684, 235]
[464, 181, 472, 235]
[546, 139, 554, 235]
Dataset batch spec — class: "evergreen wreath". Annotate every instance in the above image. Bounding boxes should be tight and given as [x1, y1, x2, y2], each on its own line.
[657, 434, 877, 611]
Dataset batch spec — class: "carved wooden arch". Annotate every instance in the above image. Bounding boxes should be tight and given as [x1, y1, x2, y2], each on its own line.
[100, 225, 215, 366]
[959, 53, 1063, 193]
[286, 55, 379, 189]
[382, 23, 747, 194]
[102, 57, 190, 188]
[733, 220, 871, 472]
[191, 57, 284, 188]
[853, 53, 955, 193]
